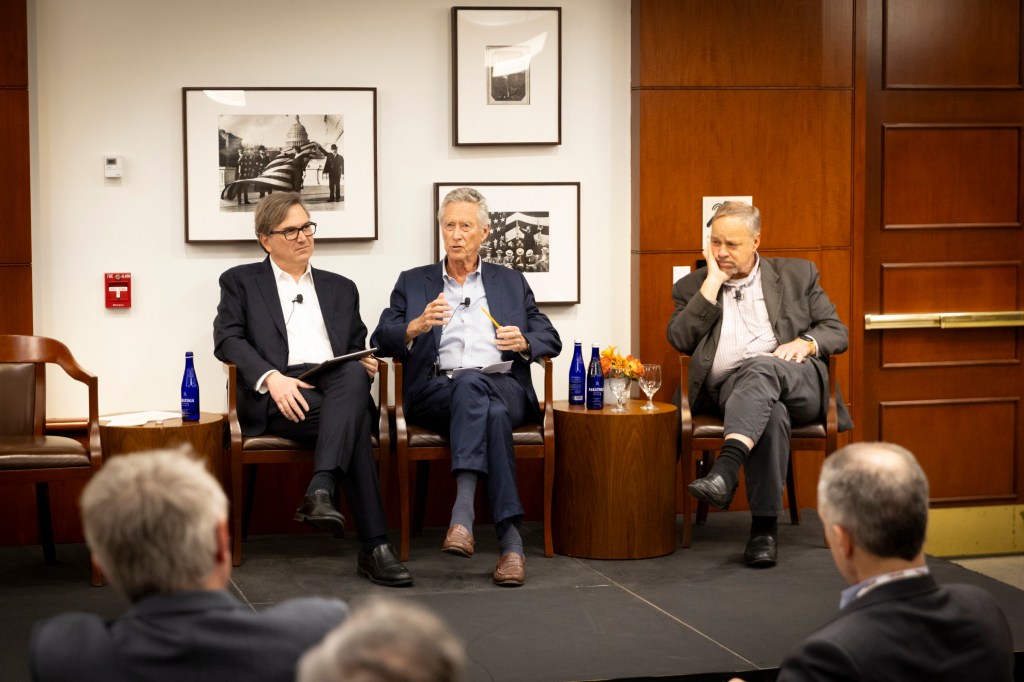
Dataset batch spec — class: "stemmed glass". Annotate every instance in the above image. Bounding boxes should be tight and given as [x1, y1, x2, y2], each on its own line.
[638, 363, 662, 411]
[607, 368, 629, 413]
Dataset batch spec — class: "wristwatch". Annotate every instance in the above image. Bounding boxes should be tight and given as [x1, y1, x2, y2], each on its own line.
[799, 334, 817, 356]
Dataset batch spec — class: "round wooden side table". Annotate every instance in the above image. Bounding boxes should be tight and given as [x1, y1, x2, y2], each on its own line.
[552, 399, 678, 559]
[100, 412, 226, 485]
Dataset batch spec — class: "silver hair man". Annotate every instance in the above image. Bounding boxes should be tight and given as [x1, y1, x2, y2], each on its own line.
[817, 441, 928, 561]
[81, 448, 227, 601]
[710, 200, 760, 237]
[437, 187, 490, 230]
[297, 598, 467, 682]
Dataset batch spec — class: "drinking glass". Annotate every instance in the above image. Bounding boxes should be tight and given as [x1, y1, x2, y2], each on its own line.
[607, 368, 629, 413]
[638, 363, 662, 411]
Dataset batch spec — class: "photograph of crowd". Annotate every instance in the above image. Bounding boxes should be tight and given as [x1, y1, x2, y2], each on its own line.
[479, 211, 550, 273]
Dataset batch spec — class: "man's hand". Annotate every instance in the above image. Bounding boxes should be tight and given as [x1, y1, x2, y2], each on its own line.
[405, 293, 452, 342]
[699, 242, 731, 303]
[772, 337, 815, 363]
[264, 371, 314, 423]
[359, 355, 379, 377]
[495, 325, 529, 354]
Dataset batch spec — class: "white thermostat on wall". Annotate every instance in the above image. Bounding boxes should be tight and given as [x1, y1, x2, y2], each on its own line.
[103, 155, 123, 178]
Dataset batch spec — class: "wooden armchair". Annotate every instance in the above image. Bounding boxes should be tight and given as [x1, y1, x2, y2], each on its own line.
[392, 358, 555, 561]
[0, 335, 103, 586]
[224, 361, 390, 566]
[678, 354, 839, 547]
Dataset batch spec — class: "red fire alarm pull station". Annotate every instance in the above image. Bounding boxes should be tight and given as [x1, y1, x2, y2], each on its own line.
[105, 273, 132, 308]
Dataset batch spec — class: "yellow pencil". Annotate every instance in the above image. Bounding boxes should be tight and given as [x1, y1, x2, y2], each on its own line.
[481, 306, 501, 329]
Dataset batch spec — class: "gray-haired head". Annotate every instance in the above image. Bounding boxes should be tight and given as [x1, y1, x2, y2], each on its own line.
[81, 447, 227, 602]
[297, 598, 467, 682]
[710, 201, 760, 239]
[817, 442, 929, 561]
[437, 187, 490, 230]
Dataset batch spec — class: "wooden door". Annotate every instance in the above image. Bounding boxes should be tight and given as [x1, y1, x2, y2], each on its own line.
[862, 0, 1024, 506]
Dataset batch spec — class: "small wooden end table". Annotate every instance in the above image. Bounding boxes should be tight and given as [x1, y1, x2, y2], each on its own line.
[100, 412, 226, 485]
[552, 399, 677, 559]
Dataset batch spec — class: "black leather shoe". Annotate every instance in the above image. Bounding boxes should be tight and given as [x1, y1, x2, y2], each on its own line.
[357, 543, 414, 587]
[687, 473, 737, 510]
[744, 534, 778, 568]
[293, 489, 346, 537]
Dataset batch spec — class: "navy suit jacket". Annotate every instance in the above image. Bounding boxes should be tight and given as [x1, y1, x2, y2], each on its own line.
[777, 575, 1013, 681]
[371, 261, 561, 420]
[30, 590, 347, 682]
[213, 257, 369, 436]
[667, 257, 852, 430]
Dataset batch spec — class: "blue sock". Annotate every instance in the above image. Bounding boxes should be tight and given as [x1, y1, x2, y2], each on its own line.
[450, 472, 477, 530]
[496, 518, 523, 557]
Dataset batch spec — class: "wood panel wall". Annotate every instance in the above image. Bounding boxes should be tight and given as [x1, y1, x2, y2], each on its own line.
[631, 0, 861, 511]
[863, 0, 1024, 505]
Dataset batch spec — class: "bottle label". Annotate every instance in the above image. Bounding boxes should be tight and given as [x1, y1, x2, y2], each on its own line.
[569, 379, 585, 404]
[586, 384, 603, 409]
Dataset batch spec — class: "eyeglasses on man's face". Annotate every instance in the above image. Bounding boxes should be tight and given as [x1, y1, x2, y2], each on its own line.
[268, 222, 317, 240]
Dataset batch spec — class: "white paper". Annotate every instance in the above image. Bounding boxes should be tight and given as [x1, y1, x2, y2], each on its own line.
[451, 361, 513, 378]
[102, 411, 181, 427]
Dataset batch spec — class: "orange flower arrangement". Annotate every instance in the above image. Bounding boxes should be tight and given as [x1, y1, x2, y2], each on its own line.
[600, 346, 644, 380]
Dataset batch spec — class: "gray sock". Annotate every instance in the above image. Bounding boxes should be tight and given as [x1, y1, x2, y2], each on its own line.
[450, 472, 477, 530]
[306, 470, 336, 497]
[497, 518, 524, 557]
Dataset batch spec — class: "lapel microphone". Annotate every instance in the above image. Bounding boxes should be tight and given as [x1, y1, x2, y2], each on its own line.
[292, 294, 303, 304]
[286, 294, 303, 325]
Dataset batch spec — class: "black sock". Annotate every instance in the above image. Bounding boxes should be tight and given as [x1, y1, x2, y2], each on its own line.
[306, 470, 336, 497]
[710, 440, 750, 488]
[750, 515, 778, 537]
[361, 535, 388, 554]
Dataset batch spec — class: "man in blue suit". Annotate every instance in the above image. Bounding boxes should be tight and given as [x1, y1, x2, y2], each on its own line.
[31, 449, 349, 682]
[214, 192, 411, 587]
[372, 187, 561, 587]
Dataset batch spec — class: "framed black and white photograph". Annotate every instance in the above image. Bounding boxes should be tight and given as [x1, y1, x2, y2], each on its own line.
[434, 182, 579, 304]
[451, 7, 561, 146]
[182, 87, 378, 243]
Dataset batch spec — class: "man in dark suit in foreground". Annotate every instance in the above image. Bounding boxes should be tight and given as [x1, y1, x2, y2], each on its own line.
[667, 201, 852, 567]
[213, 191, 410, 586]
[30, 449, 349, 682]
[372, 187, 561, 587]
[732, 442, 1013, 681]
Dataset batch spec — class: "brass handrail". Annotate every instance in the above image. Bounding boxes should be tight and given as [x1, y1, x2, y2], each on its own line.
[864, 311, 1024, 330]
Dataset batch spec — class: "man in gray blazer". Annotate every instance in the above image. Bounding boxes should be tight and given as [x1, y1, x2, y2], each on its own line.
[667, 201, 851, 567]
[732, 442, 1013, 681]
[30, 449, 349, 682]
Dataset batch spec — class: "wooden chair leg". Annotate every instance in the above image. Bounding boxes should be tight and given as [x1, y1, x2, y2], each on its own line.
[231, 456, 245, 567]
[35, 482, 56, 564]
[786, 452, 800, 524]
[543, 446, 555, 557]
[679, 450, 693, 548]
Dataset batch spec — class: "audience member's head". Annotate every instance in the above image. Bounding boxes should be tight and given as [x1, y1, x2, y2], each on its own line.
[817, 441, 929, 580]
[81, 448, 229, 602]
[297, 598, 467, 682]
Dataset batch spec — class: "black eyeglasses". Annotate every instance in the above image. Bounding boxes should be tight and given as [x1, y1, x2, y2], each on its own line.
[268, 222, 317, 240]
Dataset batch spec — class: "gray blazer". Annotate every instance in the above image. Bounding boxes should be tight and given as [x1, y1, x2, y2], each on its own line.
[667, 256, 852, 430]
[30, 590, 347, 682]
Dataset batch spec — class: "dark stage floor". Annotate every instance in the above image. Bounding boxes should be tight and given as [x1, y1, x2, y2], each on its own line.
[4, 510, 1023, 682]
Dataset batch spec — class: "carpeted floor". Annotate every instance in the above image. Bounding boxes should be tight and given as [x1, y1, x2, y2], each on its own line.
[3, 510, 1022, 682]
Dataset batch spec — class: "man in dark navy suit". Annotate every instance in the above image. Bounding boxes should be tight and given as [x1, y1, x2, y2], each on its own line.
[372, 187, 561, 587]
[213, 191, 410, 587]
[31, 449, 349, 682]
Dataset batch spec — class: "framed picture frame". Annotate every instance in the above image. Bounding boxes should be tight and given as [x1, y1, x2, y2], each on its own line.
[182, 87, 378, 243]
[433, 182, 580, 304]
[451, 7, 561, 146]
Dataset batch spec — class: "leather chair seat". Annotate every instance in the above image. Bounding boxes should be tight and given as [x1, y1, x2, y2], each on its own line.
[406, 423, 543, 448]
[691, 415, 826, 440]
[241, 433, 380, 451]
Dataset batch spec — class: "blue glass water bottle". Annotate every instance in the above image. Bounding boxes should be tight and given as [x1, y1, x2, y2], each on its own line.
[181, 351, 200, 421]
[585, 344, 604, 410]
[568, 339, 585, 405]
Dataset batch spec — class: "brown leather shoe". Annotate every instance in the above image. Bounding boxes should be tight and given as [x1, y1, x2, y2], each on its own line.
[442, 524, 475, 558]
[493, 552, 525, 587]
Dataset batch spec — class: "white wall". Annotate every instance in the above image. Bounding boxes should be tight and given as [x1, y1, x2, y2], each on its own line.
[29, 0, 632, 417]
